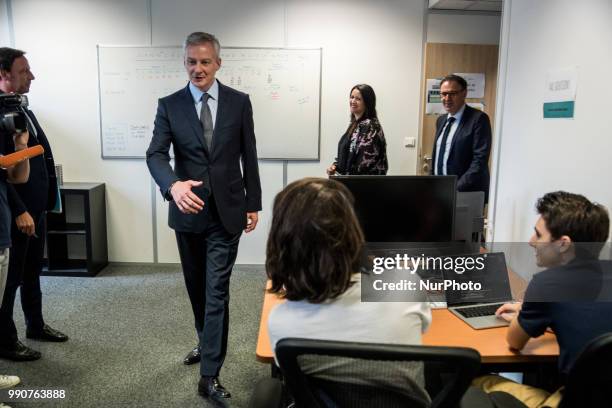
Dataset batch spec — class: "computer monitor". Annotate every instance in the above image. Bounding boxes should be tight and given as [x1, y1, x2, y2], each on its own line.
[454, 191, 485, 243]
[332, 175, 456, 243]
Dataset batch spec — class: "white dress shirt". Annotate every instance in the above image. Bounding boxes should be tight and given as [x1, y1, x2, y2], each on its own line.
[434, 103, 466, 175]
[189, 79, 219, 129]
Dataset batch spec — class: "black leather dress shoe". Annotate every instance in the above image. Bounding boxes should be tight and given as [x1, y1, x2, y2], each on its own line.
[26, 324, 69, 342]
[183, 346, 201, 365]
[198, 376, 231, 399]
[0, 340, 41, 361]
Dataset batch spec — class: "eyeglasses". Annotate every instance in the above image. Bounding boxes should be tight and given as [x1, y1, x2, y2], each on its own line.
[440, 91, 464, 98]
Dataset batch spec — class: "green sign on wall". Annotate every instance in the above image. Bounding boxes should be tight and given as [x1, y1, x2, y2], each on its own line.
[543, 101, 574, 119]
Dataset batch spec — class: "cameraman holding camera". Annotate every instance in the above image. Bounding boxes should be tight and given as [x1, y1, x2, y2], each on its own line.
[0, 69, 30, 395]
[0, 47, 67, 364]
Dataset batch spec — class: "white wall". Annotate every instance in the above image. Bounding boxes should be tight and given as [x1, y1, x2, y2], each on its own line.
[6, 0, 428, 264]
[491, 0, 612, 243]
[427, 12, 500, 44]
[0, 0, 9, 45]
[285, 0, 426, 182]
[10, 0, 154, 263]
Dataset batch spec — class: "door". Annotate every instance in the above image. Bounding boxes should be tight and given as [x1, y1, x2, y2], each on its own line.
[418, 43, 498, 174]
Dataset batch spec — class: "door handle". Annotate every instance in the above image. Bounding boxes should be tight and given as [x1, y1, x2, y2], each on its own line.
[422, 155, 432, 173]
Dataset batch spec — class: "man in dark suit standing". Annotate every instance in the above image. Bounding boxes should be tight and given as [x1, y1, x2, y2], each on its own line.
[0, 69, 32, 388]
[431, 74, 492, 202]
[0, 47, 67, 363]
[146, 32, 261, 400]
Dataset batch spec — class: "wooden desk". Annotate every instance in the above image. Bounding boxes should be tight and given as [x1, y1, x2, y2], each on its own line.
[256, 284, 282, 363]
[423, 309, 558, 364]
[256, 281, 559, 365]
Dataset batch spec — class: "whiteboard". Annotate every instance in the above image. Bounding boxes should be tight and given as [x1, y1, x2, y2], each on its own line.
[97, 45, 322, 160]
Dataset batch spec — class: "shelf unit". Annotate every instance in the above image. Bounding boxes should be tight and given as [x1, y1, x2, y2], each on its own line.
[44, 182, 108, 277]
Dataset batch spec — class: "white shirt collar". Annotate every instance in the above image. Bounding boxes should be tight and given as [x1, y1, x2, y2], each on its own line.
[448, 103, 466, 122]
[189, 79, 219, 103]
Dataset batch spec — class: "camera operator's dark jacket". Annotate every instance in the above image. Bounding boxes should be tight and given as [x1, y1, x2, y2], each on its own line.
[1, 97, 58, 216]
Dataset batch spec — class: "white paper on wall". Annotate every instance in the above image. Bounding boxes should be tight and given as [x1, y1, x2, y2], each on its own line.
[455, 72, 485, 98]
[425, 78, 445, 114]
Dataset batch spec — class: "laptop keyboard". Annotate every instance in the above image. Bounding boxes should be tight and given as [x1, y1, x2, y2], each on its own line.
[455, 303, 505, 318]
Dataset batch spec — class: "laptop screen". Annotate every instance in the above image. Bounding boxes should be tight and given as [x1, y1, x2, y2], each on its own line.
[443, 252, 512, 306]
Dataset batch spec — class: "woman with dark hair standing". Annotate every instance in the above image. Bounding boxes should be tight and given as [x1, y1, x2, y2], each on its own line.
[266, 178, 430, 398]
[327, 84, 388, 175]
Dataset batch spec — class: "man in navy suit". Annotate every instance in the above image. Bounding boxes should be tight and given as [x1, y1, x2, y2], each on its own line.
[431, 74, 492, 202]
[147, 32, 261, 400]
[0, 47, 67, 364]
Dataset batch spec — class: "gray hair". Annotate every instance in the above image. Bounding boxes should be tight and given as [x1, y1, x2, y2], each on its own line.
[183, 32, 221, 57]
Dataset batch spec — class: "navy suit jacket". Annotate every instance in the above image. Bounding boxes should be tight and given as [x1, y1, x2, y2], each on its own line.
[146, 81, 262, 235]
[6, 108, 58, 217]
[431, 104, 492, 202]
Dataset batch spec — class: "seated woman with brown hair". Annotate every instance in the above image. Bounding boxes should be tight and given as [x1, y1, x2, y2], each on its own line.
[265, 177, 431, 398]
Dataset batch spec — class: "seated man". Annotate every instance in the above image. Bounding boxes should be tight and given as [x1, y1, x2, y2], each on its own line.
[475, 191, 612, 408]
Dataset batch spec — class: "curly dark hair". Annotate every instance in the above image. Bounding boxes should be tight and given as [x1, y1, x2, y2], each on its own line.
[266, 177, 365, 303]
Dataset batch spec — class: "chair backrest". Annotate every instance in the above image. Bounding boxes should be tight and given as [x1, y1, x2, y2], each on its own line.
[560, 332, 612, 408]
[275, 338, 481, 408]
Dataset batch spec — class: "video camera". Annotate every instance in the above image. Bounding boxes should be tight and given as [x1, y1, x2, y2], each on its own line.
[0, 93, 29, 134]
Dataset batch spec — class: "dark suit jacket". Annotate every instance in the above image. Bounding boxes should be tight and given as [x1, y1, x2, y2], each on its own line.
[431, 104, 492, 201]
[5, 107, 58, 217]
[146, 81, 262, 235]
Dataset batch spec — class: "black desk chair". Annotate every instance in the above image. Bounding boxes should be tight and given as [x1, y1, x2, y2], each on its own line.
[465, 332, 612, 408]
[271, 338, 481, 408]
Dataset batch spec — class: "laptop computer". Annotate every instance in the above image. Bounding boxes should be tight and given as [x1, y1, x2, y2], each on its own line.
[365, 242, 473, 307]
[443, 252, 515, 329]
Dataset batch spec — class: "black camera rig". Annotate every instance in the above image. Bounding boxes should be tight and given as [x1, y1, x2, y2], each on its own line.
[0, 93, 29, 134]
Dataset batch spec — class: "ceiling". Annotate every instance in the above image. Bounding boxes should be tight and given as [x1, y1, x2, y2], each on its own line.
[429, 0, 503, 12]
